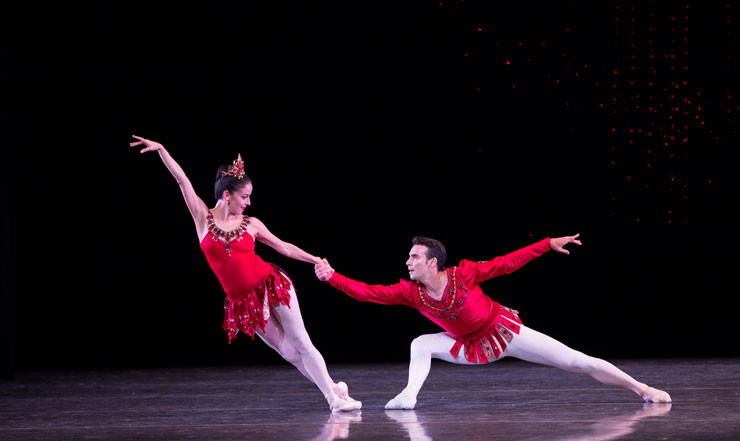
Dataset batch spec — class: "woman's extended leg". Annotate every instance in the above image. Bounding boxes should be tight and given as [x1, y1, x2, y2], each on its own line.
[266, 286, 361, 411]
[256, 314, 313, 381]
[257, 311, 356, 404]
[503, 324, 671, 402]
[385, 332, 475, 410]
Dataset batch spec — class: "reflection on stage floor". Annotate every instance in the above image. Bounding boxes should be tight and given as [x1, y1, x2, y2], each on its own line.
[1, 358, 739, 440]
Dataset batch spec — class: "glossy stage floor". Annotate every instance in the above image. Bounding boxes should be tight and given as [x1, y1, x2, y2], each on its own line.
[1, 358, 739, 440]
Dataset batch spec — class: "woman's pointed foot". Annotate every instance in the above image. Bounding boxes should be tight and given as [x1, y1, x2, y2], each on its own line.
[642, 387, 672, 403]
[334, 381, 358, 402]
[330, 396, 363, 412]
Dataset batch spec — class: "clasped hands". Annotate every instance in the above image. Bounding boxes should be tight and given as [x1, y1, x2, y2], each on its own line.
[314, 258, 335, 282]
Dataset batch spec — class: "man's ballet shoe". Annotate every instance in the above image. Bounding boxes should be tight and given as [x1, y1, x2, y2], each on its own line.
[384, 392, 416, 410]
[642, 387, 672, 403]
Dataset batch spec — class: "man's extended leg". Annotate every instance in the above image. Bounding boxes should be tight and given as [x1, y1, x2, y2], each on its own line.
[503, 324, 671, 402]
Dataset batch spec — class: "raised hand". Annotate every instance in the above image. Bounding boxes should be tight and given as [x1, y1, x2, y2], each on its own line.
[314, 258, 335, 282]
[130, 135, 164, 154]
[550, 233, 582, 255]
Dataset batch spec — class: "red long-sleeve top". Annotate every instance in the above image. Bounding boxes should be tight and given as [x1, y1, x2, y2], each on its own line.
[327, 238, 551, 356]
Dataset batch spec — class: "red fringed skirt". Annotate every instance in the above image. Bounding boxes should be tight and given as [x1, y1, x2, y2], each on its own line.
[222, 264, 292, 343]
[450, 306, 523, 364]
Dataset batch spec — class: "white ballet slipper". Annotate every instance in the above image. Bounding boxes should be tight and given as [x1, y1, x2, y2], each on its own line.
[384, 392, 417, 410]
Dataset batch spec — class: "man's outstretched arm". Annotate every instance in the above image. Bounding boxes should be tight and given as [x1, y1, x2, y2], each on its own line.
[315, 259, 416, 307]
[466, 234, 582, 284]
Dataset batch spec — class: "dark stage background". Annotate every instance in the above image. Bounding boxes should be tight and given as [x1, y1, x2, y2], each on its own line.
[2, 1, 738, 374]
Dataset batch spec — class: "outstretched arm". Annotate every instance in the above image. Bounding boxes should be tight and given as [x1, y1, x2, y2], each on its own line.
[315, 259, 416, 307]
[463, 234, 581, 285]
[130, 135, 209, 231]
[249, 216, 321, 264]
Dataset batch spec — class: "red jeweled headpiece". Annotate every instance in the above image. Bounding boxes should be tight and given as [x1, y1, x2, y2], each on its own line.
[221, 153, 245, 179]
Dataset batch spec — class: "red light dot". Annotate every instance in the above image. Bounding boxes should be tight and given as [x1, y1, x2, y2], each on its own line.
[477, 27, 482, 32]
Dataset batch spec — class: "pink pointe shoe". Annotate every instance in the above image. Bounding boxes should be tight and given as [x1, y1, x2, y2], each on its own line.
[330, 382, 362, 412]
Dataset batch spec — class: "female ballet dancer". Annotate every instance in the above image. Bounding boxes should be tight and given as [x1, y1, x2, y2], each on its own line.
[130, 135, 360, 412]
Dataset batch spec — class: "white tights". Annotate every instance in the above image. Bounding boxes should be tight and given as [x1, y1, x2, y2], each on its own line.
[255, 286, 338, 402]
[393, 324, 659, 407]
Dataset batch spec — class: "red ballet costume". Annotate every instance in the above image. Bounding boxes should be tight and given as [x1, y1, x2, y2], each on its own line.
[327, 238, 552, 363]
[200, 212, 292, 342]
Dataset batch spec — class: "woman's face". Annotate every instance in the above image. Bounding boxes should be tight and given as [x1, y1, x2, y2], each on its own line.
[228, 181, 253, 214]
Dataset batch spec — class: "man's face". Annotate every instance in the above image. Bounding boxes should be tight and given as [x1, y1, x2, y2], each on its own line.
[406, 245, 436, 281]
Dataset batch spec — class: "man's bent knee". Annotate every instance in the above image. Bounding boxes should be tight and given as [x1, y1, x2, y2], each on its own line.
[410, 336, 433, 358]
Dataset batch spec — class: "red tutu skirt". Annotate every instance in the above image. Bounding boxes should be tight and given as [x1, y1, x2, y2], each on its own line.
[222, 264, 292, 343]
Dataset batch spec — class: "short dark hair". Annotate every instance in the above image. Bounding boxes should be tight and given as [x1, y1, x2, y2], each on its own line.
[214, 166, 252, 201]
[411, 236, 447, 271]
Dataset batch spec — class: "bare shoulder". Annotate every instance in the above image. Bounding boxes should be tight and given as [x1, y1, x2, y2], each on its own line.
[246, 215, 269, 235]
[248, 215, 265, 227]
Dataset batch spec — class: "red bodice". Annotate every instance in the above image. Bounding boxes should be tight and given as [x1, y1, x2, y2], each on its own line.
[200, 213, 271, 302]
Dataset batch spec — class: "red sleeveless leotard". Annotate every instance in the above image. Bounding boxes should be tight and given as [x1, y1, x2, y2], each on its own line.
[200, 212, 291, 342]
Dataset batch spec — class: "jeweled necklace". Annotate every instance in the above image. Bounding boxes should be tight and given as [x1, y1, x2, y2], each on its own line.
[207, 213, 249, 256]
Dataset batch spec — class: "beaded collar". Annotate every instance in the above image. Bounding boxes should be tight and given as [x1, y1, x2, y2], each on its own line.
[206, 212, 250, 256]
[416, 267, 467, 320]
